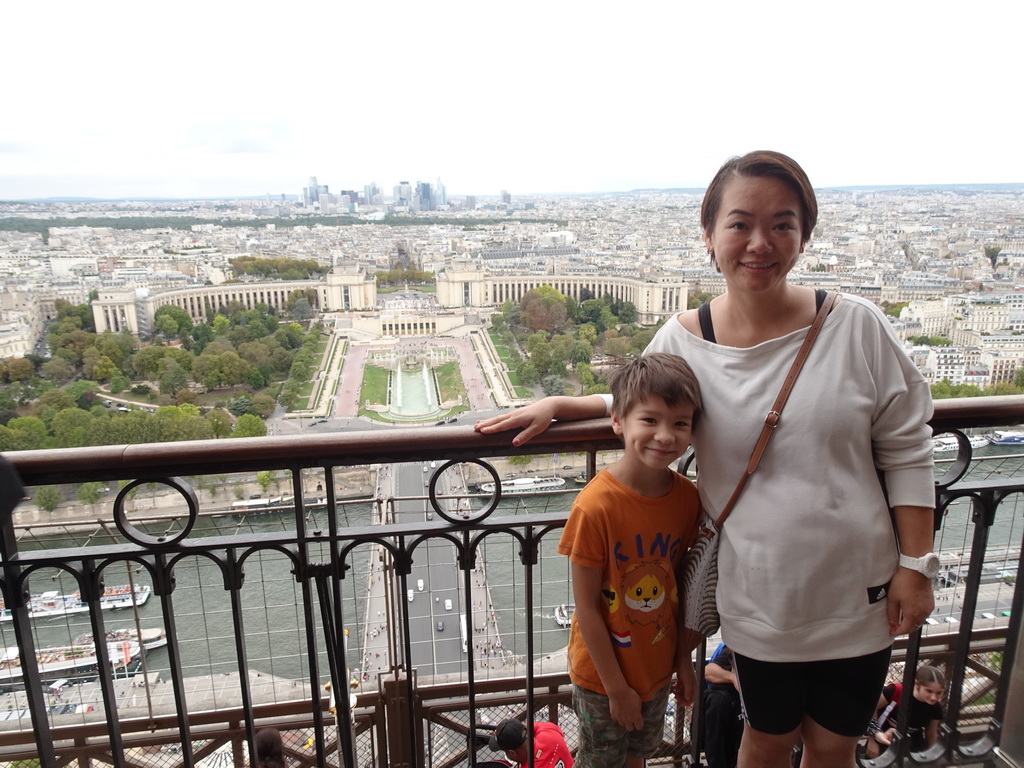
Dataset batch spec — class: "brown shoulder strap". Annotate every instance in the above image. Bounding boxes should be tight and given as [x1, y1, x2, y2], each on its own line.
[713, 292, 841, 529]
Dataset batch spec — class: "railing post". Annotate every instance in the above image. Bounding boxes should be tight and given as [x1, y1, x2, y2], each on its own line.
[993, 574, 1024, 768]
[381, 670, 422, 768]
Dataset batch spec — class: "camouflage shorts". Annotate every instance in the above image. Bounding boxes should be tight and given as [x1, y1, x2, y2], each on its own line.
[572, 683, 671, 767]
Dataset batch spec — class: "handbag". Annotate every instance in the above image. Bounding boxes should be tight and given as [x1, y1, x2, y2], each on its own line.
[680, 292, 841, 636]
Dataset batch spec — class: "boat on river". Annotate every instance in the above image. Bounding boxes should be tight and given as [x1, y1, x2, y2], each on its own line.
[0, 584, 151, 621]
[986, 430, 1024, 446]
[554, 604, 574, 628]
[479, 477, 567, 495]
[0, 637, 144, 687]
[934, 435, 990, 452]
[73, 626, 168, 652]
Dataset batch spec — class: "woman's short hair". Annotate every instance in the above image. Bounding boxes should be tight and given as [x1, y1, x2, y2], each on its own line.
[607, 352, 701, 420]
[701, 150, 818, 248]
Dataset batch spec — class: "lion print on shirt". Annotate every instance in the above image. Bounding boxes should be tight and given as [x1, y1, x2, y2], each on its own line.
[606, 560, 676, 647]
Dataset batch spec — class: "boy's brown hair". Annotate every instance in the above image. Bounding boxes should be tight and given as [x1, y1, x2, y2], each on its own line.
[607, 352, 701, 420]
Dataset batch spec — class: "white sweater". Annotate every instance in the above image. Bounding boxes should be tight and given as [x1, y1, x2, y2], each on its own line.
[638, 294, 935, 662]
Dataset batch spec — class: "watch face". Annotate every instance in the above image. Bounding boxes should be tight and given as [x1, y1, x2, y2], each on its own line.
[923, 553, 941, 579]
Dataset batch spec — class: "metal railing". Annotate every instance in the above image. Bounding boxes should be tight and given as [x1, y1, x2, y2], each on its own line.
[0, 395, 1021, 768]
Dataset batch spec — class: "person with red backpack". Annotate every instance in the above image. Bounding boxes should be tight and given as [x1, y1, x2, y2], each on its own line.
[865, 665, 945, 757]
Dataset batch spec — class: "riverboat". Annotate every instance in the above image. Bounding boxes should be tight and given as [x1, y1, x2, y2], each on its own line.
[479, 477, 567, 494]
[0, 584, 151, 621]
[933, 435, 990, 452]
[554, 604, 574, 628]
[0, 637, 143, 687]
[574, 474, 588, 485]
[74, 626, 168, 652]
[986, 430, 1024, 445]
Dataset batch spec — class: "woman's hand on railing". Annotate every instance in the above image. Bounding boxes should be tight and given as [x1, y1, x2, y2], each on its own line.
[474, 395, 607, 446]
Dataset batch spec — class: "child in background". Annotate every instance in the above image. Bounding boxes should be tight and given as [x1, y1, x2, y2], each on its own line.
[558, 353, 703, 768]
[255, 727, 285, 768]
[866, 665, 946, 756]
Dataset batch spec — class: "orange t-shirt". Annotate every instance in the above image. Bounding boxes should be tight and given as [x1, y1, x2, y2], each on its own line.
[558, 470, 699, 700]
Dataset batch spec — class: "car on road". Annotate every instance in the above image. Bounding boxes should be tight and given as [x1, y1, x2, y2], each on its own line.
[417, 579, 424, 591]
[563, 465, 573, 470]
[407, 589, 414, 602]
[444, 599, 453, 611]
[436, 621, 444, 632]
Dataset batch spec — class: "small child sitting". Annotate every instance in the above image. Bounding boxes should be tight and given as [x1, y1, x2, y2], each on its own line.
[865, 664, 946, 757]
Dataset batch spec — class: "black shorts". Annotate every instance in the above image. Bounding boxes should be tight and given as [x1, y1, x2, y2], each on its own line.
[732, 646, 891, 737]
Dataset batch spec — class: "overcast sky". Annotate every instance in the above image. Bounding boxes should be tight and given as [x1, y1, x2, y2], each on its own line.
[2, 1, 1019, 200]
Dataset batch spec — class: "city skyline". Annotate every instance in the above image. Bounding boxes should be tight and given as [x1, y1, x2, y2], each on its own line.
[2, 2, 1021, 200]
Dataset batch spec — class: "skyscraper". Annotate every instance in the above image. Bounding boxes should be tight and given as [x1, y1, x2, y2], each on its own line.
[416, 181, 435, 212]
[394, 181, 413, 208]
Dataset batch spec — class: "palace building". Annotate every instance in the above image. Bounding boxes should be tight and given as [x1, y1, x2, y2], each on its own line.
[92, 259, 688, 336]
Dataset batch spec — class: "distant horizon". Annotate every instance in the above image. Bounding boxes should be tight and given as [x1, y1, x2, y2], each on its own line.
[4, 180, 1024, 206]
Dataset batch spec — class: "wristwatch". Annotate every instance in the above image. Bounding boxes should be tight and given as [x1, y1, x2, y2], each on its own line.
[899, 552, 941, 579]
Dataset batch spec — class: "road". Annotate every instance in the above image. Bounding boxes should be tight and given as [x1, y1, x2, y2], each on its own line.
[356, 461, 508, 687]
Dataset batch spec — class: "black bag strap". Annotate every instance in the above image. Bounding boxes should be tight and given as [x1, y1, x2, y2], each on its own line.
[698, 302, 716, 343]
[710, 291, 842, 530]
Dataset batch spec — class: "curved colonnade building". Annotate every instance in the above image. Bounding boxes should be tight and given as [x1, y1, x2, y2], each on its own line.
[92, 260, 688, 336]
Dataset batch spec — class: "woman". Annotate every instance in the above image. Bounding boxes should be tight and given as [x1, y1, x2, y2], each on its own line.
[475, 151, 936, 768]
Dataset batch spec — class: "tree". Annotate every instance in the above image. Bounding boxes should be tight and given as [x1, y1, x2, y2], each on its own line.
[34, 485, 63, 513]
[1014, 367, 1024, 389]
[37, 389, 76, 412]
[6, 357, 35, 382]
[154, 305, 194, 338]
[76, 482, 106, 511]
[292, 298, 313, 322]
[3, 417, 47, 450]
[986, 245, 1003, 268]
[51, 408, 94, 447]
[516, 361, 540, 387]
[39, 357, 74, 383]
[616, 301, 638, 325]
[205, 409, 234, 438]
[251, 394, 277, 418]
[158, 359, 190, 396]
[687, 291, 715, 310]
[541, 375, 566, 396]
[256, 471, 273, 494]
[232, 414, 267, 437]
[91, 355, 118, 382]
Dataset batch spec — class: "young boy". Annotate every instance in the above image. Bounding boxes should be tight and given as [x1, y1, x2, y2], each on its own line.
[557, 352, 703, 768]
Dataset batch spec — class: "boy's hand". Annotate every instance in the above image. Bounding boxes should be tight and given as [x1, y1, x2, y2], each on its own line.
[607, 686, 644, 731]
[672, 660, 696, 707]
